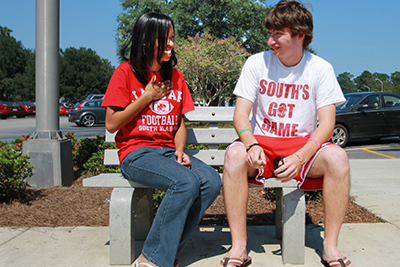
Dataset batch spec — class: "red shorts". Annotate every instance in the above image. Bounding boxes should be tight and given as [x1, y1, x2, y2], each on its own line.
[227, 135, 340, 191]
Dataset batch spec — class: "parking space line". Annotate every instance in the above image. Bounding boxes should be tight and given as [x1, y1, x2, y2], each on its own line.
[361, 148, 397, 159]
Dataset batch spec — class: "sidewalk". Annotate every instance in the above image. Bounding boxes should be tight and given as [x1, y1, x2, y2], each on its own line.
[1, 159, 400, 267]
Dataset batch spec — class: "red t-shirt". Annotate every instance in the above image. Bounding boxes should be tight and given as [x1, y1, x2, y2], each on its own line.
[102, 62, 194, 164]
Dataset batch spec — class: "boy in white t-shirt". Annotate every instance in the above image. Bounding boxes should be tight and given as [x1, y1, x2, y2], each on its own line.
[217, 1, 353, 267]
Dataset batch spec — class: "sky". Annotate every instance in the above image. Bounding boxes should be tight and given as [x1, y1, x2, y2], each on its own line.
[1, 0, 400, 78]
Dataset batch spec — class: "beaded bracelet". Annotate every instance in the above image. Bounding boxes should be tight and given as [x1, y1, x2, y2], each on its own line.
[309, 137, 321, 149]
[294, 153, 304, 166]
[246, 143, 261, 152]
[238, 128, 252, 137]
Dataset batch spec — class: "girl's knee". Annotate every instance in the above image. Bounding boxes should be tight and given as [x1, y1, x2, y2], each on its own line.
[197, 166, 222, 194]
[181, 175, 201, 193]
[208, 173, 222, 196]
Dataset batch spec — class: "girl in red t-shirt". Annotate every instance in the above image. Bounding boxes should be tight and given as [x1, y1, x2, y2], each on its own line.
[102, 13, 221, 267]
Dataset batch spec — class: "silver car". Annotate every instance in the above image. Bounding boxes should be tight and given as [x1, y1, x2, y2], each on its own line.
[68, 100, 105, 127]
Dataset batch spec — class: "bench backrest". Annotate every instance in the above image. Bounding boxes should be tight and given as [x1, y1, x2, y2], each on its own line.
[104, 107, 237, 168]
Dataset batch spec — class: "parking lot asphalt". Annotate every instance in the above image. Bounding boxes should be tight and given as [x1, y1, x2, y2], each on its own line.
[345, 142, 400, 159]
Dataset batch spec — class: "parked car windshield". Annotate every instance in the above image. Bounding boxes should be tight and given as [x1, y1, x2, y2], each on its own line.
[336, 94, 363, 111]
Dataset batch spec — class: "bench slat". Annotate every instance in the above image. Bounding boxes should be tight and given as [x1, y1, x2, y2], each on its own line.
[104, 149, 119, 165]
[104, 149, 226, 166]
[82, 172, 297, 188]
[106, 128, 237, 144]
[106, 131, 117, 143]
[185, 150, 225, 166]
[83, 173, 145, 188]
[184, 107, 234, 122]
[186, 128, 237, 144]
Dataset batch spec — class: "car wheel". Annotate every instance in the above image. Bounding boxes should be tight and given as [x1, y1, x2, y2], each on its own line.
[331, 124, 348, 148]
[81, 114, 95, 127]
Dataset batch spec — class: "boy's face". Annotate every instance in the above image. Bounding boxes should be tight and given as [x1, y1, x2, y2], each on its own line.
[267, 27, 304, 67]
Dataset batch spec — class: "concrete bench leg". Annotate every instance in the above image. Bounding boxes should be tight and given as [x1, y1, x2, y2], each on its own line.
[275, 187, 305, 265]
[109, 188, 153, 265]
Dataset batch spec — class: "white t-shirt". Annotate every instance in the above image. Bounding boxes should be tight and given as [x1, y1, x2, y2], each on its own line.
[234, 50, 345, 137]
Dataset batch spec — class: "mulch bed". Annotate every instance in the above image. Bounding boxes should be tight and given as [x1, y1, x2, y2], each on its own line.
[0, 175, 385, 228]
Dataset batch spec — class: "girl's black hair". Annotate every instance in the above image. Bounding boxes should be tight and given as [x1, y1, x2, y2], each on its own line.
[120, 13, 177, 86]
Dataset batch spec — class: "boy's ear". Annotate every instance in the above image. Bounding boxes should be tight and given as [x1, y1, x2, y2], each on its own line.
[298, 32, 306, 41]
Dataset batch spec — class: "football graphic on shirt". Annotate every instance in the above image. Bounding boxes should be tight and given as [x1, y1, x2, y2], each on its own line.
[150, 100, 174, 115]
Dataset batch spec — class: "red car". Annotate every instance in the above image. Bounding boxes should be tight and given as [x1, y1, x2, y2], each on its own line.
[0, 102, 25, 119]
[0, 103, 8, 119]
[19, 102, 36, 116]
[59, 102, 72, 116]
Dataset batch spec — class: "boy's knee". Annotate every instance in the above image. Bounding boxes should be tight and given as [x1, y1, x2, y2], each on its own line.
[224, 145, 246, 166]
[332, 148, 350, 172]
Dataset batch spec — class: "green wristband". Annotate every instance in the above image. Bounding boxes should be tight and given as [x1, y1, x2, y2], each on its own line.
[238, 128, 252, 137]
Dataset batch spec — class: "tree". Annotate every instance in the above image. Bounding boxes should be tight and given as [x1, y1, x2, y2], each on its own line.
[10, 49, 35, 101]
[390, 71, 400, 93]
[0, 26, 29, 101]
[117, 0, 271, 55]
[391, 71, 400, 86]
[337, 72, 356, 93]
[354, 70, 377, 92]
[170, 0, 270, 54]
[117, 0, 170, 50]
[59, 47, 115, 101]
[176, 33, 249, 106]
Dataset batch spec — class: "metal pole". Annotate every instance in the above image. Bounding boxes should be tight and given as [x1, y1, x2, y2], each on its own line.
[22, 0, 73, 188]
[375, 78, 383, 92]
[363, 85, 371, 92]
[34, 0, 62, 139]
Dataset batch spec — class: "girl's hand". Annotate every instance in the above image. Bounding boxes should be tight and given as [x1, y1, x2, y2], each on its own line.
[175, 150, 191, 168]
[144, 75, 173, 101]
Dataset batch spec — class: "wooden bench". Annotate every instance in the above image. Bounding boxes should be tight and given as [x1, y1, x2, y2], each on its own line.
[83, 107, 305, 265]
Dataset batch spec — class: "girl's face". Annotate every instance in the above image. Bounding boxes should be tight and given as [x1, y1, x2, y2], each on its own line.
[152, 26, 174, 71]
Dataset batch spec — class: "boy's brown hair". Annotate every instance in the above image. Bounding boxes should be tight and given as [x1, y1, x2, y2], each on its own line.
[263, 0, 313, 48]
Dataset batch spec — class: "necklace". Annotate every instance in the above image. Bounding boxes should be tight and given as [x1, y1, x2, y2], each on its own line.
[149, 64, 161, 73]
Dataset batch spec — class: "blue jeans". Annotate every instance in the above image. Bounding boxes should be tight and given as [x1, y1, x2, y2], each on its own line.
[120, 147, 222, 267]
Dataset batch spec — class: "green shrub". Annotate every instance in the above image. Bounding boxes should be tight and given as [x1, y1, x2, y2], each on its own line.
[0, 136, 34, 202]
[76, 137, 106, 169]
[153, 190, 166, 210]
[83, 150, 119, 175]
[65, 131, 119, 175]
